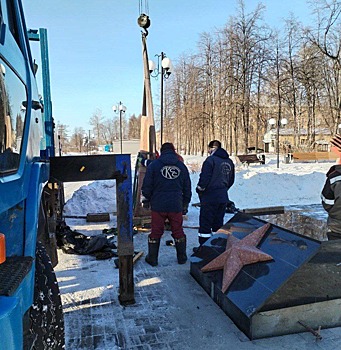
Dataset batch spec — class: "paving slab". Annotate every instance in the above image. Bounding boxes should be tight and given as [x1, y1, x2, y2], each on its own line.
[55, 219, 341, 350]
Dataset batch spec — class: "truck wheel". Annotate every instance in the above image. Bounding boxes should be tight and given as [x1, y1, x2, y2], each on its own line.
[24, 241, 65, 349]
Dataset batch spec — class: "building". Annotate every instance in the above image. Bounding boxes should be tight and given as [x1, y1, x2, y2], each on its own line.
[263, 127, 333, 153]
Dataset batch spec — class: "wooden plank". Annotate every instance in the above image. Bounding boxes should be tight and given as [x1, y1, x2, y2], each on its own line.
[133, 164, 152, 219]
[328, 152, 339, 160]
[114, 251, 144, 268]
[86, 213, 110, 222]
[133, 251, 144, 264]
[292, 152, 338, 162]
[292, 152, 317, 160]
[242, 206, 285, 215]
[64, 215, 86, 219]
[314, 152, 337, 160]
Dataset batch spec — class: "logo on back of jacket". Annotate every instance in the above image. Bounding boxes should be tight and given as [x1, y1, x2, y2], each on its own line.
[161, 166, 181, 179]
[221, 162, 232, 175]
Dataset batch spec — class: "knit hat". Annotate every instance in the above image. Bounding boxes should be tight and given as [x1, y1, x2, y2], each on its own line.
[160, 142, 175, 153]
[208, 140, 221, 148]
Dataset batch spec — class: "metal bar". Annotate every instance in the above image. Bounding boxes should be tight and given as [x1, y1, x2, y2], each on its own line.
[277, 119, 280, 168]
[242, 206, 285, 215]
[160, 52, 164, 146]
[39, 28, 54, 157]
[120, 102, 123, 154]
[50, 154, 134, 303]
[118, 255, 135, 305]
[50, 155, 120, 182]
[297, 321, 322, 341]
[115, 155, 135, 304]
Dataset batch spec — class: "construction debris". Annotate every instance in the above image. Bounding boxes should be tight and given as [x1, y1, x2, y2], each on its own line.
[298, 321, 322, 341]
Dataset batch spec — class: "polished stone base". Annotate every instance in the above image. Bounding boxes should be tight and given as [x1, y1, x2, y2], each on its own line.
[190, 212, 341, 339]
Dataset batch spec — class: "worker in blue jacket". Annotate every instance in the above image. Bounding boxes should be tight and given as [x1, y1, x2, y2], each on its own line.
[141, 142, 192, 266]
[194, 140, 235, 252]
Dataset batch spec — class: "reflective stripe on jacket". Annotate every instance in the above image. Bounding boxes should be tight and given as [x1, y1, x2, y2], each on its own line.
[321, 165, 341, 234]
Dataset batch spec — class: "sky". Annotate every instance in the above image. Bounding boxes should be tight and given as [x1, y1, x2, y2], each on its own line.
[22, 0, 314, 136]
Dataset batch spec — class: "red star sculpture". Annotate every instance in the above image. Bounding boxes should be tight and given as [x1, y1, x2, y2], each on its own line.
[201, 223, 273, 293]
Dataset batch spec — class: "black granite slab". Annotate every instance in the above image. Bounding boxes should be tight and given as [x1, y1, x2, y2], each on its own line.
[261, 239, 341, 310]
[190, 212, 323, 339]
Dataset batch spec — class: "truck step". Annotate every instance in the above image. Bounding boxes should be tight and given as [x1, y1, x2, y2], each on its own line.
[0, 257, 33, 296]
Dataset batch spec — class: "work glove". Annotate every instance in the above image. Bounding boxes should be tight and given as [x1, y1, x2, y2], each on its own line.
[196, 185, 205, 194]
[182, 203, 189, 215]
[138, 153, 146, 166]
[196, 186, 204, 200]
[141, 196, 150, 209]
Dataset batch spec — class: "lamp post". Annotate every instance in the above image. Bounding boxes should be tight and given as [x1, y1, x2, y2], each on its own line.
[149, 52, 172, 146]
[112, 102, 127, 154]
[269, 117, 288, 168]
[85, 130, 96, 155]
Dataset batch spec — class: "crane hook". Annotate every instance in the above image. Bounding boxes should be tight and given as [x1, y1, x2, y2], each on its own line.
[137, 13, 150, 36]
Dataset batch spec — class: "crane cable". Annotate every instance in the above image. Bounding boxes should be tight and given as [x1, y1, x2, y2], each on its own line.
[139, 0, 149, 16]
[137, 0, 151, 35]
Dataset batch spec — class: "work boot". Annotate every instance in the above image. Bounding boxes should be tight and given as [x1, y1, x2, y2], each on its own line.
[145, 237, 160, 266]
[175, 237, 187, 264]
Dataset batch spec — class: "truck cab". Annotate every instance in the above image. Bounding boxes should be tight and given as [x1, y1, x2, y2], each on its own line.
[0, 1, 64, 348]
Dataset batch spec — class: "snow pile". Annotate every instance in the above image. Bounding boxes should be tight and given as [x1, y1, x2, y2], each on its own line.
[63, 180, 116, 216]
[63, 155, 333, 219]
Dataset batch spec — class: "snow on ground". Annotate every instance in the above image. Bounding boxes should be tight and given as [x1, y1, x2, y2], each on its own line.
[63, 154, 333, 228]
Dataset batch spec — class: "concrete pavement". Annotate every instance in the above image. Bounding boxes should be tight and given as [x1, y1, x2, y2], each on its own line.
[55, 223, 341, 350]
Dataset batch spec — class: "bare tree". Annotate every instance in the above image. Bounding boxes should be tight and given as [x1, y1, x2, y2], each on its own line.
[101, 118, 116, 144]
[70, 127, 86, 152]
[307, 0, 341, 133]
[89, 108, 105, 145]
[56, 122, 69, 154]
[224, 0, 268, 153]
[161, 0, 341, 155]
[128, 114, 141, 139]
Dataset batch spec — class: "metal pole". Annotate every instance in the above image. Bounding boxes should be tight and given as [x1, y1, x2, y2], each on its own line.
[88, 129, 90, 155]
[120, 102, 123, 154]
[277, 120, 280, 168]
[58, 135, 61, 156]
[160, 52, 164, 146]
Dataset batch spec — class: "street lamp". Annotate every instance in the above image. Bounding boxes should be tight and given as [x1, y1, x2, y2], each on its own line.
[84, 130, 96, 155]
[269, 117, 288, 168]
[84, 130, 90, 155]
[112, 101, 127, 154]
[149, 52, 172, 146]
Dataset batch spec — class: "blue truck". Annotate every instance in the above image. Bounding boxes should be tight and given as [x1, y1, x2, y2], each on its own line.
[0, 0, 65, 348]
[0, 1, 135, 349]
